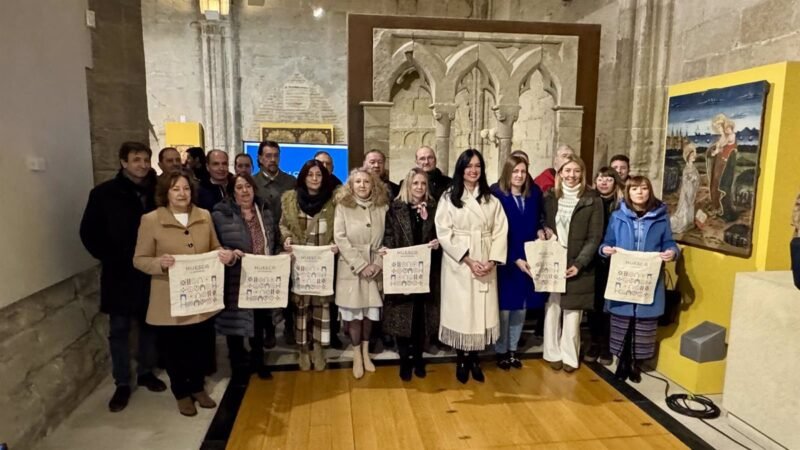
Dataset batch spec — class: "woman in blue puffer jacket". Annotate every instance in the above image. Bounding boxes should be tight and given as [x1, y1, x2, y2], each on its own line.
[599, 176, 679, 383]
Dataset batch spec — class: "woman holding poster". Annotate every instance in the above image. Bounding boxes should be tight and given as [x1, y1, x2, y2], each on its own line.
[491, 155, 547, 371]
[280, 160, 337, 371]
[334, 168, 389, 379]
[134, 169, 236, 417]
[541, 155, 604, 373]
[381, 168, 440, 381]
[600, 176, 679, 383]
[435, 149, 508, 384]
[212, 173, 278, 381]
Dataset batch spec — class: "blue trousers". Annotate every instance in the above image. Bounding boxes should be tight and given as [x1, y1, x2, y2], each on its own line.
[109, 314, 158, 386]
[495, 309, 526, 354]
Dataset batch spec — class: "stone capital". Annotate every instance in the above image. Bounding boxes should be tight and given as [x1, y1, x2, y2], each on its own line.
[430, 103, 457, 122]
[492, 103, 521, 124]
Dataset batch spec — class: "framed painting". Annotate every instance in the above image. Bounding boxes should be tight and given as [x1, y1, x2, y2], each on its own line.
[260, 122, 334, 144]
[662, 80, 769, 257]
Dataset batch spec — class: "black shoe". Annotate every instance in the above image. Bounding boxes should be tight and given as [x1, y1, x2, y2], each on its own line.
[413, 358, 427, 378]
[137, 373, 167, 392]
[256, 364, 273, 380]
[470, 361, 485, 383]
[263, 333, 277, 350]
[399, 360, 413, 382]
[583, 343, 600, 363]
[629, 364, 642, 383]
[108, 385, 131, 412]
[330, 334, 344, 350]
[456, 362, 469, 384]
[508, 352, 523, 369]
[597, 351, 613, 366]
[496, 353, 511, 371]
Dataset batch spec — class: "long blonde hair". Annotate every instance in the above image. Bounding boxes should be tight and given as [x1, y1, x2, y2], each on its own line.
[335, 167, 389, 207]
[397, 167, 432, 203]
[554, 155, 587, 198]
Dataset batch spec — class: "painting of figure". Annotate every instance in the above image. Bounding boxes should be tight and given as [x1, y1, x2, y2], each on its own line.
[662, 80, 768, 257]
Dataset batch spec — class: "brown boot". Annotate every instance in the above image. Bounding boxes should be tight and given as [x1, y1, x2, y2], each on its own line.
[298, 347, 312, 371]
[177, 397, 197, 417]
[191, 391, 217, 409]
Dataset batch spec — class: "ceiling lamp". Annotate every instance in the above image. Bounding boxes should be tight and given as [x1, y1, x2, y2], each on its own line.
[199, 0, 230, 20]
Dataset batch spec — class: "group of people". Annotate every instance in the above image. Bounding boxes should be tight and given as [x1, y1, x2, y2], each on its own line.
[80, 140, 679, 418]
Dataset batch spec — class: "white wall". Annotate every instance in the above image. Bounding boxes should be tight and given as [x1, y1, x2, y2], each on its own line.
[0, 0, 96, 308]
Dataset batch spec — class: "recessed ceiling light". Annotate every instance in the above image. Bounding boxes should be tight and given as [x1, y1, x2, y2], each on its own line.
[312, 6, 324, 18]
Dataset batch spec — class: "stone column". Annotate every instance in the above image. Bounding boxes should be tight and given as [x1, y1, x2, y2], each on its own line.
[492, 103, 521, 172]
[199, 17, 239, 155]
[430, 102, 457, 175]
[360, 101, 394, 156]
[553, 105, 584, 155]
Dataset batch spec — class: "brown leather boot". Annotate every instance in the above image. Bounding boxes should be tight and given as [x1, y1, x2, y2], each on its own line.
[177, 397, 197, 417]
[191, 391, 217, 409]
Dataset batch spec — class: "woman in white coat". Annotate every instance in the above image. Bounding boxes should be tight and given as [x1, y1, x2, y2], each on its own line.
[435, 149, 508, 384]
[334, 168, 389, 379]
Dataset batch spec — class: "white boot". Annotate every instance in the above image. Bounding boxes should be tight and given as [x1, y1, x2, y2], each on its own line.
[362, 341, 375, 373]
[352, 344, 364, 379]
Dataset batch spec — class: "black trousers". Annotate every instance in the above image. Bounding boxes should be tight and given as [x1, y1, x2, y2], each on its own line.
[160, 320, 213, 399]
[226, 309, 269, 367]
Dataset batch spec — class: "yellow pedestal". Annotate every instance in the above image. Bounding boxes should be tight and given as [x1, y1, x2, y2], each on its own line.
[655, 62, 800, 394]
[165, 122, 204, 148]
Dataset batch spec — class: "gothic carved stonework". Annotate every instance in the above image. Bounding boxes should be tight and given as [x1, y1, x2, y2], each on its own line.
[370, 28, 582, 179]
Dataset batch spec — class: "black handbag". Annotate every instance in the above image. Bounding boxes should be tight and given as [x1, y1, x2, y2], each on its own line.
[659, 271, 682, 327]
[791, 237, 800, 289]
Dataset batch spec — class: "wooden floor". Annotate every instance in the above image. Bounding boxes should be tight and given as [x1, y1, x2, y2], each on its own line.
[227, 360, 689, 450]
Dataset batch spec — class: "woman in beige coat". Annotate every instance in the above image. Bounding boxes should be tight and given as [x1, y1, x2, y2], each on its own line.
[334, 168, 389, 379]
[133, 169, 236, 417]
[435, 149, 508, 384]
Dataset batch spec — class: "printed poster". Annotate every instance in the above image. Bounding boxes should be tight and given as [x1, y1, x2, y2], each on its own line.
[383, 244, 431, 295]
[169, 251, 225, 317]
[604, 248, 663, 304]
[525, 238, 567, 293]
[238, 254, 291, 309]
[291, 245, 335, 296]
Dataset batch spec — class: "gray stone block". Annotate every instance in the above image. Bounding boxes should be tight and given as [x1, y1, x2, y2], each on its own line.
[680, 321, 727, 363]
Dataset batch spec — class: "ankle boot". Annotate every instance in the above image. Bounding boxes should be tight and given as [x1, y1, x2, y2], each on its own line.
[191, 390, 217, 409]
[311, 342, 327, 371]
[412, 347, 426, 378]
[455, 351, 469, 384]
[398, 344, 412, 381]
[469, 352, 485, 383]
[352, 343, 364, 379]
[177, 397, 197, 417]
[298, 346, 312, 371]
[361, 341, 375, 372]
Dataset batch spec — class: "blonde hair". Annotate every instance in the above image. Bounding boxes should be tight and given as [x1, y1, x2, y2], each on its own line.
[711, 113, 735, 132]
[554, 155, 587, 199]
[397, 168, 432, 203]
[335, 167, 389, 207]
[498, 155, 531, 196]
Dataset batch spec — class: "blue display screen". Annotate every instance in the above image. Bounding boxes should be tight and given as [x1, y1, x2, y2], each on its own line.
[242, 141, 349, 181]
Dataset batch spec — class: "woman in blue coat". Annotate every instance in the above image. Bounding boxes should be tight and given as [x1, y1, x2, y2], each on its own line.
[599, 176, 679, 383]
[491, 155, 548, 370]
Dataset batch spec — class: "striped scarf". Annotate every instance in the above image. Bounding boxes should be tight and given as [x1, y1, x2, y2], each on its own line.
[556, 184, 580, 247]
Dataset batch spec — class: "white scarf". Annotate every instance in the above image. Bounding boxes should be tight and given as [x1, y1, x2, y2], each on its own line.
[556, 184, 580, 247]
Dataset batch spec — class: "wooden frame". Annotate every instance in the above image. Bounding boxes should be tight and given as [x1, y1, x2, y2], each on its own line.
[347, 14, 601, 174]
[260, 122, 335, 144]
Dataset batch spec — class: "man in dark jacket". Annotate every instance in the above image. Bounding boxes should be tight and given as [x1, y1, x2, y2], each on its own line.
[198, 149, 234, 211]
[80, 142, 166, 412]
[405, 146, 452, 199]
[364, 149, 399, 200]
[253, 141, 297, 346]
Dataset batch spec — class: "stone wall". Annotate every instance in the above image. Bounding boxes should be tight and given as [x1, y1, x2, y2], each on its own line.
[87, 0, 151, 183]
[0, 268, 106, 449]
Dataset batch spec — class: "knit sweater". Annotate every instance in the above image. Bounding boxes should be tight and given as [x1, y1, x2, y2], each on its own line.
[556, 184, 581, 247]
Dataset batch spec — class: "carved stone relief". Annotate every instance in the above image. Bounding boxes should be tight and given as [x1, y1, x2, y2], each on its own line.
[369, 28, 583, 180]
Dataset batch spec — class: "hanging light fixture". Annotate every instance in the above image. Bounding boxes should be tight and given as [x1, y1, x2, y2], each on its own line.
[199, 0, 230, 20]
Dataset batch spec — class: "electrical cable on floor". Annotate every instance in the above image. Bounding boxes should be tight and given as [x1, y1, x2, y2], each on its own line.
[641, 371, 757, 450]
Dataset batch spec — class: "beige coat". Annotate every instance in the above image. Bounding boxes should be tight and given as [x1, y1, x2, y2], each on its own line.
[133, 206, 222, 326]
[333, 195, 388, 309]
[435, 188, 508, 351]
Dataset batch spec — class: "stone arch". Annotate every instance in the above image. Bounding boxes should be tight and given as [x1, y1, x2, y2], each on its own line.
[444, 43, 509, 104]
[510, 46, 561, 104]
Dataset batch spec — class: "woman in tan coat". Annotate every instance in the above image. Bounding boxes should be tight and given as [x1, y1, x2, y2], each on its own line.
[133, 169, 236, 417]
[280, 160, 338, 371]
[334, 168, 389, 379]
[435, 149, 508, 384]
